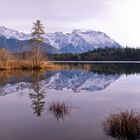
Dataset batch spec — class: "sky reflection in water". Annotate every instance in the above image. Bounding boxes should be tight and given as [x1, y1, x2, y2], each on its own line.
[0, 63, 140, 140]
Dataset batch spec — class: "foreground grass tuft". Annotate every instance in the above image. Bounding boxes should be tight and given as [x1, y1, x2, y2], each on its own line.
[103, 109, 140, 140]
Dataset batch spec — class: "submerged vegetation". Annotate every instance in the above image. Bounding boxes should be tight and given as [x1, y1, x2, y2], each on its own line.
[49, 101, 72, 122]
[103, 109, 140, 140]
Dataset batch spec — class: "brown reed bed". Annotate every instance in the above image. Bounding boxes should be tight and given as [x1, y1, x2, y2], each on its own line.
[103, 109, 140, 140]
[0, 60, 61, 70]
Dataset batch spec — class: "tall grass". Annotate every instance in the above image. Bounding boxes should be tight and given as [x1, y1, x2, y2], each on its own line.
[103, 109, 140, 140]
[0, 48, 61, 70]
[0, 58, 60, 70]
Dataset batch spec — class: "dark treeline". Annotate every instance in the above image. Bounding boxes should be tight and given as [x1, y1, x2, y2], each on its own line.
[48, 47, 140, 61]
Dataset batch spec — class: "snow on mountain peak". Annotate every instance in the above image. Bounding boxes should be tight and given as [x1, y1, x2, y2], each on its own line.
[0, 26, 30, 40]
[0, 26, 121, 53]
[45, 30, 121, 53]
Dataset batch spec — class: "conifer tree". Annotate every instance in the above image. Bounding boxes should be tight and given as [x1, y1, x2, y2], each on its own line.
[31, 20, 45, 67]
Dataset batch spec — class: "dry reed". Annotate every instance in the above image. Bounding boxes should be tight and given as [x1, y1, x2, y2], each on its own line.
[103, 109, 140, 140]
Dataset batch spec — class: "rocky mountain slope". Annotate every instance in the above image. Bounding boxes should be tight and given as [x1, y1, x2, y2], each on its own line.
[0, 26, 121, 54]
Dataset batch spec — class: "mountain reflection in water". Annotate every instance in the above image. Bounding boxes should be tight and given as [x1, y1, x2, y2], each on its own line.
[0, 70, 120, 96]
[0, 63, 140, 96]
[0, 63, 140, 140]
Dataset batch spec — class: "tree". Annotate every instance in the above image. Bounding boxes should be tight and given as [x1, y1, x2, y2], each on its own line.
[31, 20, 45, 68]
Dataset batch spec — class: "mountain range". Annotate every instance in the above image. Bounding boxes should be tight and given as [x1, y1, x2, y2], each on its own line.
[0, 26, 121, 54]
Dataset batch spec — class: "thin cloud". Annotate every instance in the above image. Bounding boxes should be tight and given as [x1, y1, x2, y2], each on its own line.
[0, 0, 140, 46]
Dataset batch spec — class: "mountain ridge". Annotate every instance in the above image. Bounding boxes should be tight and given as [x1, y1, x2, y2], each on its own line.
[0, 26, 121, 54]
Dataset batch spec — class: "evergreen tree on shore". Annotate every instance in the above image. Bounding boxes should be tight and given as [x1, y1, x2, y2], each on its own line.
[31, 20, 45, 67]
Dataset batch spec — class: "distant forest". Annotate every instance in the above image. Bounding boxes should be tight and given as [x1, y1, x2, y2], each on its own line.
[48, 47, 140, 61]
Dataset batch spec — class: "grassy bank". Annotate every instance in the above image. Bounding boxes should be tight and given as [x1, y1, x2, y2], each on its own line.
[0, 60, 61, 70]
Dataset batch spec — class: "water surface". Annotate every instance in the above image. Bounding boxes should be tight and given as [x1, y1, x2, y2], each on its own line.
[0, 63, 140, 140]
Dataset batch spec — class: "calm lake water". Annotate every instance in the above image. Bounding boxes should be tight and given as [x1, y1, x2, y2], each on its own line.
[0, 63, 140, 140]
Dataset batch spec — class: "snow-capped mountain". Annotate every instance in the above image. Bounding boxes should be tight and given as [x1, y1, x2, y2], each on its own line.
[0, 26, 61, 53]
[0, 26, 30, 40]
[0, 26, 121, 53]
[45, 30, 121, 53]
[0, 70, 120, 96]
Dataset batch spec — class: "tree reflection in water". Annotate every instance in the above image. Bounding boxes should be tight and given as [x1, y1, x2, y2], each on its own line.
[29, 70, 46, 117]
[29, 70, 74, 119]
[49, 101, 72, 123]
[103, 109, 140, 140]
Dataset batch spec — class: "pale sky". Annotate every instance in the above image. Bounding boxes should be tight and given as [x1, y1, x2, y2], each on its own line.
[0, 0, 140, 47]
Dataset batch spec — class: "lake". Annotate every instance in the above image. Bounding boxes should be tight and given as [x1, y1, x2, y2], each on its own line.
[0, 63, 140, 140]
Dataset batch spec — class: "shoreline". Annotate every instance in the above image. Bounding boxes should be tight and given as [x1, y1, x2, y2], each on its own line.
[0, 60, 140, 70]
[50, 61, 140, 64]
